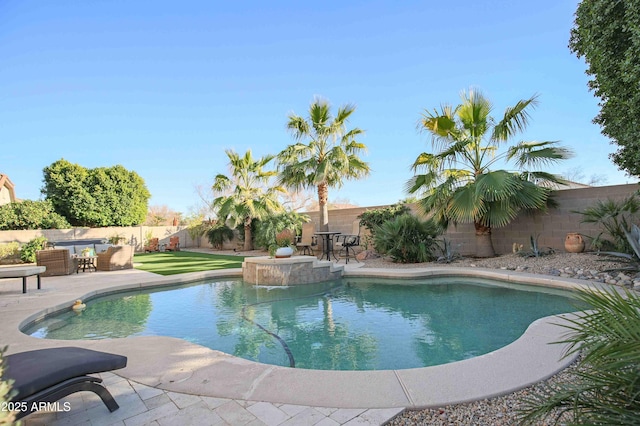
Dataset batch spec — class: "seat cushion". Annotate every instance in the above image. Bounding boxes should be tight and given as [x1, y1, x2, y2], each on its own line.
[95, 244, 112, 253]
[3, 347, 127, 400]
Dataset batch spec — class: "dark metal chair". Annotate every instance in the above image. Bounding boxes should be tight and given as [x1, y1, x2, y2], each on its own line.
[335, 220, 361, 263]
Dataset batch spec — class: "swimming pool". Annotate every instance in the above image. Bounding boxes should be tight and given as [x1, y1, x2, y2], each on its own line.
[23, 277, 584, 370]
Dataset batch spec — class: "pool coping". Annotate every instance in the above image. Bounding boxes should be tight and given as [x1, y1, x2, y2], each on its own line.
[0, 266, 605, 409]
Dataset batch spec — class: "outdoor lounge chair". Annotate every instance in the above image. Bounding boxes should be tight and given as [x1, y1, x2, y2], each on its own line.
[335, 220, 361, 263]
[2, 347, 127, 420]
[165, 236, 180, 251]
[143, 238, 159, 252]
[295, 222, 317, 255]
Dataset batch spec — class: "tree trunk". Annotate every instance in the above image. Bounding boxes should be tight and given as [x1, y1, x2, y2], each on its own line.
[243, 217, 253, 251]
[318, 182, 329, 232]
[474, 222, 495, 258]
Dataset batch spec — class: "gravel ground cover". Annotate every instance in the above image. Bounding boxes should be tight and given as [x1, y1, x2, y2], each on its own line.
[378, 252, 632, 426]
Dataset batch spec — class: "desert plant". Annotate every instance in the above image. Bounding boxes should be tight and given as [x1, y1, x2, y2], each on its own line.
[599, 223, 640, 274]
[518, 234, 554, 258]
[517, 287, 640, 425]
[206, 222, 235, 249]
[436, 238, 463, 263]
[0, 346, 17, 426]
[576, 194, 640, 254]
[20, 236, 47, 263]
[373, 214, 442, 263]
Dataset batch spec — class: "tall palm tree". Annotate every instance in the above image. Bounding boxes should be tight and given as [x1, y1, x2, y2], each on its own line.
[278, 98, 370, 231]
[407, 89, 572, 257]
[212, 149, 284, 251]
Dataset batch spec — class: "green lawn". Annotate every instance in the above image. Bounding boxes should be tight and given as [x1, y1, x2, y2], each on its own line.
[133, 251, 246, 275]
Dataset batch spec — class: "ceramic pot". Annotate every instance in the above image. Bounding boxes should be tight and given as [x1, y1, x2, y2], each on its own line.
[565, 233, 585, 253]
[275, 247, 294, 258]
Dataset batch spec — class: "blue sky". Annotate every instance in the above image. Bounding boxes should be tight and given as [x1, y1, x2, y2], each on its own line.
[1, 1, 635, 215]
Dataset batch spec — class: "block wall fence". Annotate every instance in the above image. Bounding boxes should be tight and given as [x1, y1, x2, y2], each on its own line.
[0, 225, 209, 252]
[303, 184, 639, 256]
[0, 184, 637, 255]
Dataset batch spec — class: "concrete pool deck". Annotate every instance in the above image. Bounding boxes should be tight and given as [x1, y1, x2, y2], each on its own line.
[0, 262, 598, 425]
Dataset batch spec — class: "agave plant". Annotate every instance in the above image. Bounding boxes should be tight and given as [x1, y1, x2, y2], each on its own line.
[599, 223, 640, 273]
[517, 287, 640, 425]
[518, 234, 554, 258]
[436, 237, 463, 263]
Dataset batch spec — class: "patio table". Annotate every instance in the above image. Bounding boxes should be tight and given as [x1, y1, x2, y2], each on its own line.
[314, 231, 341, 261]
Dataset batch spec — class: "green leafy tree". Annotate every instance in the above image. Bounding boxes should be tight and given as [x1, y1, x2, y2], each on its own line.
[42, 159, 150, 227]
[212, 149, 285, 251]
[569, 0, 640, 176]
[278, 98, 370, 231]
[407, 89, 572, 257]
[0, 200, 70, 230]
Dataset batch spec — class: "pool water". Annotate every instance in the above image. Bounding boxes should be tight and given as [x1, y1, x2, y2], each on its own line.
[23, 278, 584, 370]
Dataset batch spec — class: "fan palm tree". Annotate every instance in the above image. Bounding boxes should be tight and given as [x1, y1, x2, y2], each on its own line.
[407, 89, 572, 257]
[278, 98, 370, 231]
[212, 149, 284, 250]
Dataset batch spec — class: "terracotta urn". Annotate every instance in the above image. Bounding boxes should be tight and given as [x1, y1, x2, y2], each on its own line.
[564, 233, 585, 253]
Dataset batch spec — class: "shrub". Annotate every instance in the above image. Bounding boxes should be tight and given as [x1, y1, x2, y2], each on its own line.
[206, 222, 234, 249]
[0, 200, 70, 230]
[20, 236, 48, 263]
[575, 194, 640, 253]
[253, 212, 308, 250]
[0, 242, 20, 264]
[358, 203, 411, 238]
[517, 287, 640, 425]
[373, 214, 442, 263]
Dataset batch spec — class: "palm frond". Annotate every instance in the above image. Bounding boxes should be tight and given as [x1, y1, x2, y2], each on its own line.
[491, 94, 538, 141]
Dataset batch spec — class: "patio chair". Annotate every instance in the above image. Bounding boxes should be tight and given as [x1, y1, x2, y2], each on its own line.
[335, 220, 361, 263]
[295, 222, 317, 255]
[2, 347, 127, 420]
[143, 238, 159, 252]
[36, 249, 78, 276]
[165, 236, 180, 252]
[97, 245, 134, 271]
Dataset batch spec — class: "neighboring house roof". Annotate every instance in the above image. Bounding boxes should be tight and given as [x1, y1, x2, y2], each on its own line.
[0, 173, 16, 205]
[539, 179, 591, 190]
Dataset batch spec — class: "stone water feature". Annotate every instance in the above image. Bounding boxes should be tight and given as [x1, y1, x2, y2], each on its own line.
[242, 256, 343, 285]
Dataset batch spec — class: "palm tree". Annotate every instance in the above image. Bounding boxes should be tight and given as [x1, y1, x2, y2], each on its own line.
[212, 149, 284, 250]
[278, 98, 370, 231]
[407, 89, 572, 257]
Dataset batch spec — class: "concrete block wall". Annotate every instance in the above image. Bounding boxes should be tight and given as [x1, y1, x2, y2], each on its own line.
[303, 184, 639, 256]
[2, 184, 637, 256]
[0, 225, 197, 252]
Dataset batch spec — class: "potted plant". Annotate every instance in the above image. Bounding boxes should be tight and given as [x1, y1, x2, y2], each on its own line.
[270, 229, 295, 258]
